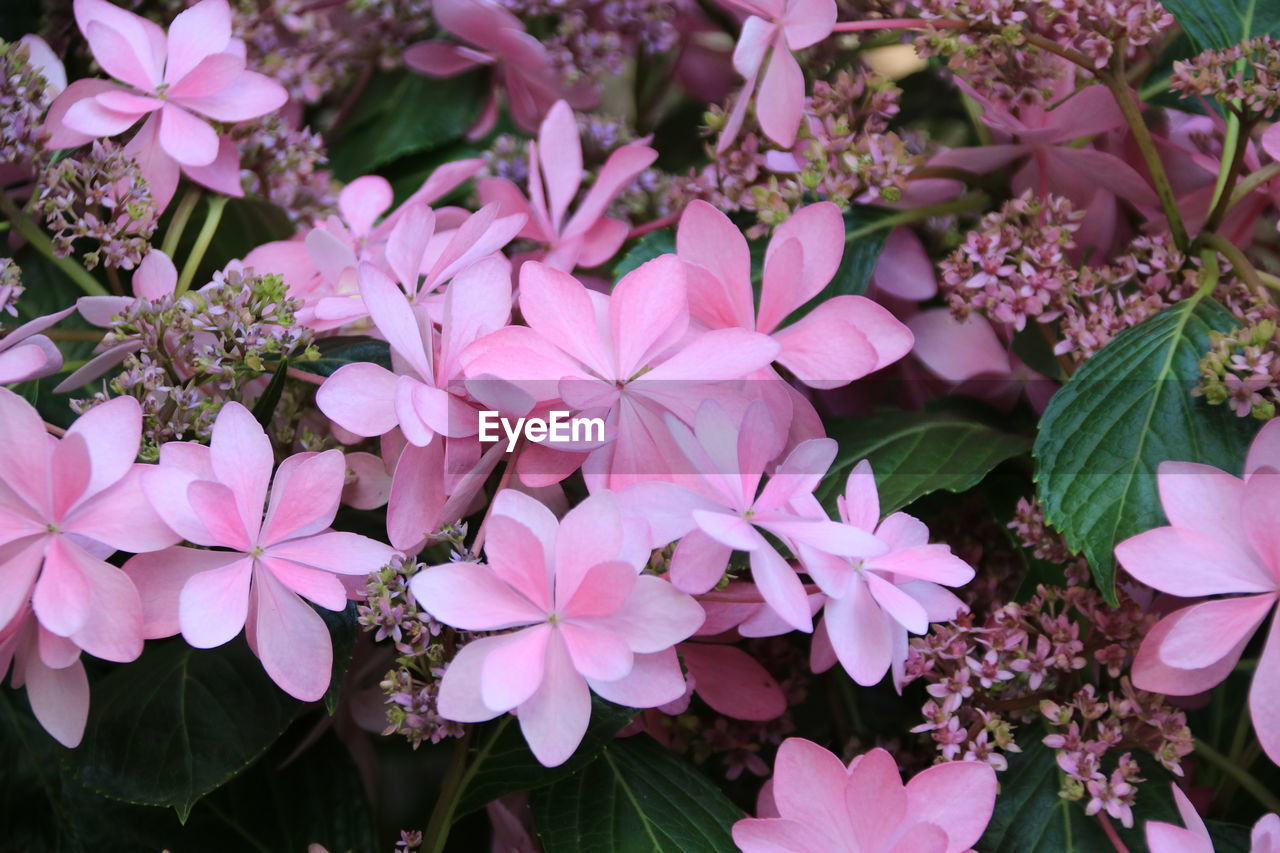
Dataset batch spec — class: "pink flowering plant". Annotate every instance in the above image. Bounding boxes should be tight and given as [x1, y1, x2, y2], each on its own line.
[4, 0, 1280, 849]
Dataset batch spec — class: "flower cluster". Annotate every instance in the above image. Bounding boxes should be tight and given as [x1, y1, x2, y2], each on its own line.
[1171, 36, 1280, 118]
[1198, 320, 1280, 419]
[0, 259, 23, 318]
[0, 36, 61, 172]
[35, 141, 159, 270]
[231, 116, 336, 226]
[74, 265, 316, 455]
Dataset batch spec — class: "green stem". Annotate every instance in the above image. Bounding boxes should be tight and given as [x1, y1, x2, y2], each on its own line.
[176, 195, 228, 295]
[1227, 161, 1280, 212]
[162, 187, 202, 257]
[1204, 116, 1255, 235]
[845, 193, 989, 243]
[0, 191, 109, 297]
[424, 721, 504, 853]
[1194, 737, 1280, 814]
[1202, 233, 1265, 295]
[1098, 68, 1189, 251]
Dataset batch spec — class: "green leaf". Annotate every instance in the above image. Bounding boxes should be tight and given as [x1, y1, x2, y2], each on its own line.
[1032, 299, 1255, 602]
[328, 70, 488, 181]
[613, 229, 675, 281]
[67, 638, 297, 820]
[320, 602, 359, 716]
[531, 735, 742, 852]
[251, 356, 289, 427]
[455, 698, 636, 817]
[818, 410, 1032, 515]
[307, 335, 392, 377]
[1160, 0, 1280, 51]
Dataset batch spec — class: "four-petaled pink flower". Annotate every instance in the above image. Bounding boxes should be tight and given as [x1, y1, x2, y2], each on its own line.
[44, 0, 288, 208]
[621, 400, 885, 633]
[410, 489, 705, 767]
[0, 389, 178, 745]
[478, 100, 657, 272]
[718, 0, 837, 151]
[123, 402, 395, 701]
[804, 459, 973, 688]
[1115, 417, 1280, 765]
[732, 738, 997, 853]
[677, 200, 912, 388]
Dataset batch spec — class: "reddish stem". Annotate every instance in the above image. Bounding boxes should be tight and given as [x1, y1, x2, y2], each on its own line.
[1098, 814, 1132, 853]
[697, 584, 822, 604]
[628, 210, 682, 240]
[44, 421, 66, 437]
[287, 367, 327, 386]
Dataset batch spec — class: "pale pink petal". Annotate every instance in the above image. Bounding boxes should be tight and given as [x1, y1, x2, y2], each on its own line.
[481, 623, 551, 711]
[1244, 472, 1280, 579]
[587, 647, 688, 708]
[677, 201, 755, 329]
[780, 0, 837, 49]
[643, 327, 780, 382]
[669, 528, 734, 594]
[865, 572, 928, 634]
[840, 459, 880, 531]
[157, 104, 219, 166]
[904, 761, 997, 853]
[63, 394, 141, 507]
[62, 93, 146, 138]
[43, 79, 124, 149]
[252, 566, 333, 701]
[18, 35, 66, 96]
[1115, 526, 1275, 596]
[516, 630, 591, 767]
[1132, 605, 1251, 696]
[871, 227, 938, 300]
[339, 175, 393, 237]
[826, 581, 893, 685]
[33, 537, 92, 638]
[517, 261, 612, 379]
[732, 818, 833, 853]
[771, 737, 854, 834]
[176, 69, 286, 121]
[778, 295, 913, 387]
[263, 530, 394, 576]
[574, 218, 631, 268]
[1158, 594, 1274, 670]
[81, 18, 159, 91]
[561, 143, 658, 240]
[0, 539, 49, 633]
[560, 621, 633, 680]
[122, 546, 241, 638]
[1263, 123, 1280, 163]
[25, 653, 89, 748]
[164, 0, 232, 84]
[409, 561, 544, 631]
[756, 47, 803, 149]
[210, 402, 273, 540]
[732, 15, 773, 77]
[758, 201, 845, 331]
[178, 556, 252, 648]
[316, 362, 401, 437]
[869, 545, 975, 586]
[384, 204, 435, 295]
[133, 249, 177, 300]
[1246, 418, 1280, 477]
[554, 491, 627, 592]
[751, 545, 812, 632]
[122, 113, 181, 209]
[0, 389, 52, 516]
[537, 101, 582, 232]
[140, 464, 213, 545]
[437, 634, 510, 722]
[187, 480, 254, 551]
[258, 451, 344, 545]
[1250, 611, 1280, 765]
[908, 309, 1011, 383]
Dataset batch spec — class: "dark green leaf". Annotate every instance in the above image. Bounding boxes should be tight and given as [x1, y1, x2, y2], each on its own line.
[251, 356, 289, 427]
[818, 410, 1032, 515]
[613, 229, 676, 281]
[1032, 299, 1256, 602]
[532, 735, 742, 852]
[455, 698, 636, 817]
[68, 638, 297, 820]
[328, 70, 488, 180]
[307, 335, 392, 377]
[1160, 0, 1280, 51]
[320, 602, 359, 716]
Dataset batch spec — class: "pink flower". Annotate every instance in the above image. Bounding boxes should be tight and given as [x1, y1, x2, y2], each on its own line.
[1115, 418, 1280, 764]
[718, 0, 837, 151]
[0, 390, 179, 744]
[409, 489, 705, 767]
[619, 400, 884, 633]
[478, 100, 657, 272]
[461, 256, 780, 490]
[403, 0, 593, 136]
[804, 460, 973, 687]
[1145, 784, 1280, 853]
[123, 402, 395, 700]
[677, 200, 912, 388]
[44, 0, 288, 209]
[732, 738, 997, 853]
[0, 305, 76, 384]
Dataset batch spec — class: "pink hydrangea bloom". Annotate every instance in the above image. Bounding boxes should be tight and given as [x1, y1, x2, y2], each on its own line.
[478, 100, 657, 272]
[1145, 784, 1280, 853]
[1115, 418, 1280, 764]
[461, 256, 780, 490]
[718, 0, 837, 151]
[410, 489, 705, 767]
[0, 305, 75, 384]
[677, 200, 912, 388]
[0, 390, 179, 744]
[123, 402, 395, 700]
[732, 738, 997, 853]
[403, 0, 593, 136]
[805, 459, 973, 687]
[620, 400, 884, 633]
[43, 0, 288, 209]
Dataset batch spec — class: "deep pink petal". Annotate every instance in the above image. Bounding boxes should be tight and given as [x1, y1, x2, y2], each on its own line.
[561, 142, 658, 240]
[871, 227, 937, 300]
[758, 202, 845, 331]
[904, 761, 998, 853]
[756, 48, 803, 149]
[610, 255, 690, 378]
[677, 201, 755, 329]
[537, 101, 582, 232]
[682, 643, 785, 720]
